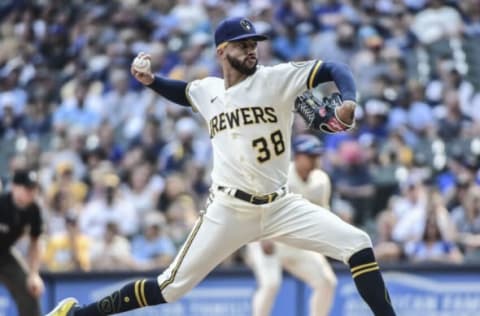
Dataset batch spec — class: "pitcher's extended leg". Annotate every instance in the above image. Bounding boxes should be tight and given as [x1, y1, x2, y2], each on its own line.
[67, 200, 261, 316]
[266, 195, 396, 316]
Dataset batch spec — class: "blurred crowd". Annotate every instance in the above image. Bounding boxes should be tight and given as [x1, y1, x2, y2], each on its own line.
[0, 0, 480, 272]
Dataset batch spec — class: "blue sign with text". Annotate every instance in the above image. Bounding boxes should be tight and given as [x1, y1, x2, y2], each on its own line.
[1, 269, 480, 315]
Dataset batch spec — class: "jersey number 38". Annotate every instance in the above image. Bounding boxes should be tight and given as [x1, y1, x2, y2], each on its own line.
[252, 130, 285, 163]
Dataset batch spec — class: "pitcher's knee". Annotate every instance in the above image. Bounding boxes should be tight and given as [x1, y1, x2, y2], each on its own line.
[343, 229, 373, 262]
[354, 229, 372, 249]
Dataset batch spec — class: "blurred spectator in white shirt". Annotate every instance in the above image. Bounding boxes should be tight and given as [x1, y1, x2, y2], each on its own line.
[90, 222, 136, 271]
[102, 68, 141, 128]
[391, 177, 428, 242]
[411, 0, 463, 45]
[405, 203, 463, 264]
[121, 162, 164, 216]
[79, 172, 139, 238]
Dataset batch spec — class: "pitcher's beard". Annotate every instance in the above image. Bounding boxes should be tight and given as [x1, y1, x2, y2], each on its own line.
[227, 54, 257, 75]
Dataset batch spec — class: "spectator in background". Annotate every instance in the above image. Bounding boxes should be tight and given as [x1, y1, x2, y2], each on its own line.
[406, 80, 435, 143]
[451, 185, 480, 262]
[276, 0, 318, 32]
[391, 177, 428, 243]
[131, 212, 176, 269]
[437, 89, 473, 141]
[373, 203, 404, 263]
[411, 0, 463, 45]
[165, 195, 199, 249]
[46, 161, 87, 207]
[405, 205, 463, 264]
[332, 140, 375, 226]
[357, 98, 389, 142]
[310, 19, 358, 65]
[159, 117, 208, 175]
[0, 65, 27, 119]
[272, 21, 310, 61]
[156, 172, 193, 212]
[49, 128, 88, 180]
[44, 190, 76, 236]
[102, 68, 139, 129]
[0, 98, 22, 139]
[95, 122, 124, 164]
[129, 116, 165, 162]
[425, 58, 472, 106]
[167, 35, 210, 82]
[459, 0, 480, 38]
[43, 213, 91, 272]
[79, 172, 138, 238]
[20, 97, 52, 138]
[122, 162, 164, 216]
[53, 78, 101, 132]
[90, 222, 135, 271]
[350, 25, 389, 97]
[81, 146, 107, 187]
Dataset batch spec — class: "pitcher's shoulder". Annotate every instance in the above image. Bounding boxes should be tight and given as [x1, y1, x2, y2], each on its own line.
[187, 76, 223, 93]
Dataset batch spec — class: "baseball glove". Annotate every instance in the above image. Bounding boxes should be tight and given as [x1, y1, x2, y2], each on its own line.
[294, 91, 355, 133]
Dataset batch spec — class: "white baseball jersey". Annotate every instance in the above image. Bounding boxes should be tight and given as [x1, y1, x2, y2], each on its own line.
[186, 60, 322, 195]
[287, 163, 331, 208]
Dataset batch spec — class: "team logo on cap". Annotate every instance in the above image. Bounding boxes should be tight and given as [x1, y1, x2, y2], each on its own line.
[28, 171, 37, 182]
[240, 19, 252, 31]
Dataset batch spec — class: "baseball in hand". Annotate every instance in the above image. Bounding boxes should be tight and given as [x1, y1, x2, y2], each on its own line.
[133, 57, 151, 73]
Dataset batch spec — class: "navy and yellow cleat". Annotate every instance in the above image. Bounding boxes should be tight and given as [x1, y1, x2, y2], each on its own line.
[46, 297, 80, 316]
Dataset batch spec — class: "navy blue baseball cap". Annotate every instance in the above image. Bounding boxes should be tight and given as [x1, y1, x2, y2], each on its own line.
[214, 17, 268, 47]
[293, 135, 324, 155]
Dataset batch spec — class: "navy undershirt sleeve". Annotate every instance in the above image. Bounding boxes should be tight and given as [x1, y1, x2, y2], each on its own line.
[312, 61, 357, 101]
[147, 76, 191, 107]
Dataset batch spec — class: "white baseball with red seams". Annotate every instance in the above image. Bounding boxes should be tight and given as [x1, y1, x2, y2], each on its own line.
[133, 57, 151, 73]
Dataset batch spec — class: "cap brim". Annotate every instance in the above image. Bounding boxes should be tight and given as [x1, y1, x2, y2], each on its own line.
[14, 182, 38, 189]
[296, 149, 323, 155]
[229, 34, 268, 43]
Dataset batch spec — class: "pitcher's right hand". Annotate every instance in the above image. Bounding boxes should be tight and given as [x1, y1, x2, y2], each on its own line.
[131, 52, 154, 85]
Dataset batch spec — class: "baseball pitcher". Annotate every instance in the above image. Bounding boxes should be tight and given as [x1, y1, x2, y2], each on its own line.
[47, 17, 396, 316]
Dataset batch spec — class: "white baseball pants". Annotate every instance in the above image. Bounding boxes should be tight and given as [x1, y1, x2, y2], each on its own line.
[157, 189, 371, 302]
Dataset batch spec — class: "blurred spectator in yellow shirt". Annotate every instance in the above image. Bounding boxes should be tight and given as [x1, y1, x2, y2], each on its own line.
[43, 214, 91, 272]
[47, 161, 87, 206]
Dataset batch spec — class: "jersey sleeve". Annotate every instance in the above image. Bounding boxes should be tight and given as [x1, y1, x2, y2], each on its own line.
[30, 204, 43, 238]
[185, 77, 220, 117]
[185, 80, 200, 113]
[267, 60, 322, 104]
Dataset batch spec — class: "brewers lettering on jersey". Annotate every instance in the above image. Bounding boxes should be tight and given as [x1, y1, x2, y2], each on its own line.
[208, 106, 278, 138]
[47, 16, 397, 316]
